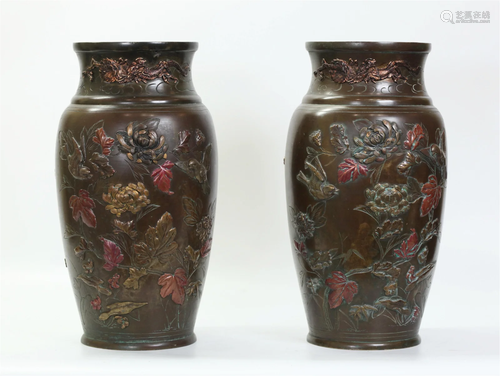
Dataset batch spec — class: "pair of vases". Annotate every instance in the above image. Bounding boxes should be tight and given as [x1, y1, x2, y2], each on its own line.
[57, 41, 446, 350]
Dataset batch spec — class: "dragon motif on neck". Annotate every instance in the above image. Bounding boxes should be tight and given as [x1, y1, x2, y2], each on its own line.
[83, 57, 190, 84]
[314, 58, 421, 84]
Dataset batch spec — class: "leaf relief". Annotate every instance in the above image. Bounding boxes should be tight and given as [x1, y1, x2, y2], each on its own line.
[77, 274, 112, 296]
[406, 262, 436, 292]
[99, 301, 148, 321]
[338, 158, 368, 183]
[158, 268, 188, 304]
[92, 127, 115, 156]
[133, 211, 178, 265]
[405, 176, 423, 204]
[329, 124, 349, 154]
[349, 305, 379, 322]
[112, 219, 138, 239]
[195, 129, 206, 146]
[69, 190, 97, 228]
[394, 229, 419, 259]
[151, 161, 175, 195]
[123, 268, 148, 290]
[403, 123, 428, 151]
[89, 152, 115, 179]
[375, 296, 410, 315]
[182, 197, 201, 226]
[326, 271, 358, 309]
[100, 237, 124, 271]
[309, 130, 322, 147]
[420, 175, 443, 217]
[374, 219, 403, 239]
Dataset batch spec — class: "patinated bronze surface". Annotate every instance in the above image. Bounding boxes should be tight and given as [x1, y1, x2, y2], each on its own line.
[56, 42, 217, 350]
[285, 42, 446, 350]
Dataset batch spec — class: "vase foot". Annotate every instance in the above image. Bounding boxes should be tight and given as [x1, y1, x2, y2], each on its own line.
[81, 332, 197, 351]
[307, 333, 421, 350]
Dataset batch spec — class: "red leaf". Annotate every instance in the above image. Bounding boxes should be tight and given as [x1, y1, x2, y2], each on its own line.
[294, 240, 307, 258]
[151, 160, 175, 195]
[90, 296, 101, 310]
[200, 238, 212, 258]
[411, 305, 420, 323]
[338, 158, 368, 184]
[158, 268, 188, 304]
[108, 273, 120, 289]
[69, 189, 97, 228]
[100, 237, 124, 271]
[394, 229, 419, 259]
[326, 271, 358, 309]
[92, 127, 114, 156]
[420, 175, 442, 216]
[404, 124, 426, 150]
[406, 265, 416, 284]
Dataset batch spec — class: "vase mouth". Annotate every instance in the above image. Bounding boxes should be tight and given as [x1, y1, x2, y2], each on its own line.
[306, 41, 431, 53]
[74, 42, 198, 52]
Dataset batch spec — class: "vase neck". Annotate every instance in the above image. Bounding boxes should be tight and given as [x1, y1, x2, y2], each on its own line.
[72, 42, 201, 105]
[303, 42, 432, 106]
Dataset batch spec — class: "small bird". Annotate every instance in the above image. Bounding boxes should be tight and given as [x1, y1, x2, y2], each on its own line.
[188, 158, 208, 183]
[430, 144, 446, 167]
[176, 144, 212, 194]
[62, 136, 92, 180]
[297, 158, 339, 201]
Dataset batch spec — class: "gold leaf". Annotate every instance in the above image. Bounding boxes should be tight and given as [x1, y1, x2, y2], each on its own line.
[157, 241, 178, 264]
[160, 228, 176, 249]
[113, 219, 138, 238]
[133, 243, 152, 266]
[97, 286, 113, 296]
[182, 197, 199, 220]
[145, 226, 158, 250]
[186, 245, 199, 263]
[123, 268, 148, 290]
[156, 211, 173, 242]
[99, 301, 148, 321]
[184, 216, 198, 226]
[135, 210, 178, 265]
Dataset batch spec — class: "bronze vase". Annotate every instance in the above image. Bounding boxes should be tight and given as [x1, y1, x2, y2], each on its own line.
[56, 42, 217, 350]
[285, 42, 446, 350]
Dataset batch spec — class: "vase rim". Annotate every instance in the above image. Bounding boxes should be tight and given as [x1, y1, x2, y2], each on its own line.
[74, 42, 198, 52]
[306, 41, 431, 52]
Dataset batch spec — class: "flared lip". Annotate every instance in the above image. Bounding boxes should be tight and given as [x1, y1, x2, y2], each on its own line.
[74, 42, 198, 52]
[306, 41, 431, 53]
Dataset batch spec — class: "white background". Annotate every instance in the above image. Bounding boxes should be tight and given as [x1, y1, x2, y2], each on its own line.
[0, 1, 498, 375]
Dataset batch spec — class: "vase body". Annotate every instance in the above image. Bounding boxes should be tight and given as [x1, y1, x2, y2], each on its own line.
[56, 42, 217, 350]
[285, 42, 446, 350]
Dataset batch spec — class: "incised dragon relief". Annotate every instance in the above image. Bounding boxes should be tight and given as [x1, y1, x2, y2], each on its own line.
[314, 58, 421, 84]
[83, 57, 190, 84]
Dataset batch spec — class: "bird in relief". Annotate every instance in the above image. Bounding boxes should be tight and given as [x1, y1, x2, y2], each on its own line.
[297, 157, 339, 201]
[175, 143, 212, 195]
[59, 131, 92, 180]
